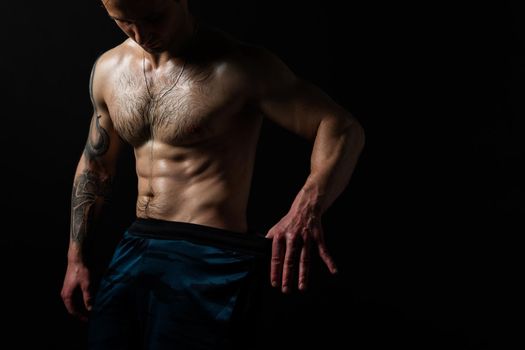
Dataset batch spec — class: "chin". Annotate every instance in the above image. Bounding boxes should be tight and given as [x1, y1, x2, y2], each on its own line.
[143, 45, 164, 53]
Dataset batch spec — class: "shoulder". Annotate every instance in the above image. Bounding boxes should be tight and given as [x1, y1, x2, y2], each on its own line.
[233, 42, 298, 99]
[91, 40, 135, 80]
[89, 40, 136, 100]
[196, 24, 283, 71]
[238, 44, 294, 79]
[198, 25, 296, 93]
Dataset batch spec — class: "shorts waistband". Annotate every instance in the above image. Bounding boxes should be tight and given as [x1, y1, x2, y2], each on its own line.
[126, 218, 272, 257]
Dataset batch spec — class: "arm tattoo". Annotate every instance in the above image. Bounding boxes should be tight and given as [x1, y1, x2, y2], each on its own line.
[70, 56, 114, 247]
[84, 114, 110, 159]
[70, 170, 113, 244]
[84, 56, 110, 159]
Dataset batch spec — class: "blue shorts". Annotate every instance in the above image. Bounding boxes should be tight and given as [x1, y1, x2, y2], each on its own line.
[87, 218, 271, 350]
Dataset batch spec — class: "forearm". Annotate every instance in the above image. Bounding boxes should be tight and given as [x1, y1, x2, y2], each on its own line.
[295, 114, 365, 215]
[68, 158, 114, 263]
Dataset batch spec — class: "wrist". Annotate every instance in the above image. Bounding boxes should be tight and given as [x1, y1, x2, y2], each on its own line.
[67, 243, 85, 264]
[293, 182, 324, 217]
[304, 173, 327, 203]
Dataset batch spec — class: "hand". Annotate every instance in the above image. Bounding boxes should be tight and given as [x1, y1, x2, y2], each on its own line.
[265, 211, 338, 294]
[61, 262, 93, 322]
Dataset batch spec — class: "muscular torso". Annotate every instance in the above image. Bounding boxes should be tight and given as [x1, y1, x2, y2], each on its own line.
[104, 28, 263, 232]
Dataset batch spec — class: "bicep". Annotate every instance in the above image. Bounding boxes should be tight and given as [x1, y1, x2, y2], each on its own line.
[82, 112, 123, 173]
[81, 55, 124, 173]
[260, 78, 349, 140]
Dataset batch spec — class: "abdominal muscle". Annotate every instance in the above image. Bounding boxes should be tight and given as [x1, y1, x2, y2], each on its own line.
[133, 138, 252, 233]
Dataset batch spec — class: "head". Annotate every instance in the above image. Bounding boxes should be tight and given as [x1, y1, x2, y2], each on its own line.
[101, 0, 192, 52]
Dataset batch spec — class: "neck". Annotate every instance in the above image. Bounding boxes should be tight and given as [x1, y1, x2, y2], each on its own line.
[143, 15, 198, 68]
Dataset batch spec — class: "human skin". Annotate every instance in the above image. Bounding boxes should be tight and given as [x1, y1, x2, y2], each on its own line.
[61, 0, 365, 321]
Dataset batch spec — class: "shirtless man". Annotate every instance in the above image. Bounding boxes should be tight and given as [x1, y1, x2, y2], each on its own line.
[61, 0, 365, 348]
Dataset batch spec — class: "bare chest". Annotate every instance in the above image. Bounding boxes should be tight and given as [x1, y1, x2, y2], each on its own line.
[107, 67, 245, 147]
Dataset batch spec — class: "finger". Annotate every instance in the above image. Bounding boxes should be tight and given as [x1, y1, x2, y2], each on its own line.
[318, 242, 338, 274]
[298, 239, 311, 291]
[270, 236, 285, 288]
[82, 286, 92, 312]
[282, 235, 301, 294]
[61, 284, 77, 314]
[62, 289, 88, 322]
[62, 292, 77, 316]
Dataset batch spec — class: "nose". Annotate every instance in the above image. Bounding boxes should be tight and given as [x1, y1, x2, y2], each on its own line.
[130, 23, 150, 46]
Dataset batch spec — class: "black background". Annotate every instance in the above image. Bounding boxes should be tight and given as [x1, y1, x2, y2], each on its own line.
[1, 1, 522, 349]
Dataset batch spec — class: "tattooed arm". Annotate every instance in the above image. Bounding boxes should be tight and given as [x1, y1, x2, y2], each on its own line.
[62, 54, 124, 321]
[68, 113, 117, 262]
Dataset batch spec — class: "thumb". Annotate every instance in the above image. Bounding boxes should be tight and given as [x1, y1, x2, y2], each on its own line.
[265, 230, 274, 239]
[82, 286, 92, 312]
[264, 230, 275, 239]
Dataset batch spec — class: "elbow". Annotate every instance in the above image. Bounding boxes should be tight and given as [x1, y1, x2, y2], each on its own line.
[81, 154, 117, 180]
[340, 114, 365, 152]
